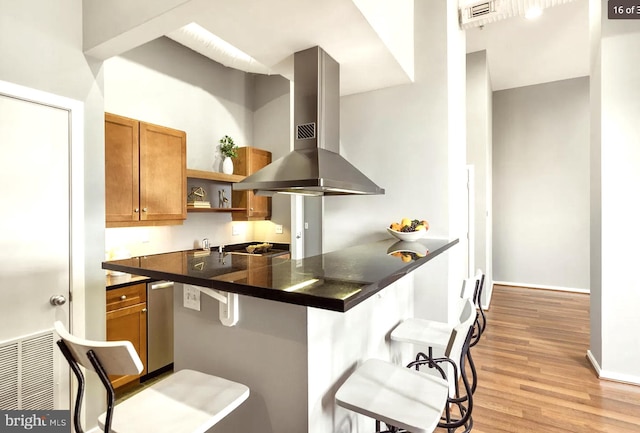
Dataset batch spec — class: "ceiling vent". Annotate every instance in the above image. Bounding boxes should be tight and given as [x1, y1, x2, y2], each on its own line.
[469, 1, 496, 18]
[459, 0, 578, 29]
[460, 0, 506, 28]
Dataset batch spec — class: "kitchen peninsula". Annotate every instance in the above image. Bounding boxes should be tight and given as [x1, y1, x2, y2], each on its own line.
[102, 237, 458, 433]
[102, 238, 457, 312]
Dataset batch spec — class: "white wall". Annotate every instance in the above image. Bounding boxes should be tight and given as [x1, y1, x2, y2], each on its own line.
[466, 51, 493, 306]
[0, 0, 106, 424]
[329, 0, 467, 323]
[104, 37, 292, 257]
[588, 0, 640, 384]
[492, 77, 590, 291]
[588, 0, 603, 368]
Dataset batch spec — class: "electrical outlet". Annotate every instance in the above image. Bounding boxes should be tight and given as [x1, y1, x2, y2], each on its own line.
[183, 286, 201, 311]
[275, 224, 283, 234]
[232, 224, 240, 236]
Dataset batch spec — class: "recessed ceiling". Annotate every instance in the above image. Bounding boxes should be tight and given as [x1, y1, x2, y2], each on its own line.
[165, 0, 415, 96]
[84, 0, 589, 94]
[466, 0, 589, 90]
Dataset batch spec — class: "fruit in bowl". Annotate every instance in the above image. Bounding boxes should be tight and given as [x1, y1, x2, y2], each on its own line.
[387, 218, 429, 242]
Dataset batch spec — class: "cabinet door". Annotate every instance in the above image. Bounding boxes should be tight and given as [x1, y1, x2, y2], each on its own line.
[105, 114, 139, 223]
[139, 123, 186, 221]
[106, 302, 147, 389]
[246, 149, 271, 218]
[232, 147, 272, 220]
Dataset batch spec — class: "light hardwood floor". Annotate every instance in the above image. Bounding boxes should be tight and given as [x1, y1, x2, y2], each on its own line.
[470, 285, 640, 433]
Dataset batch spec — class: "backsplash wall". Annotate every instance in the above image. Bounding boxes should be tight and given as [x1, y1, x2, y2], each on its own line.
[104, 37, 291, 258]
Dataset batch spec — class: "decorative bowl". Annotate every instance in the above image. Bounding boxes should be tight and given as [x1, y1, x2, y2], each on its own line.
[386, 227, 427, 242]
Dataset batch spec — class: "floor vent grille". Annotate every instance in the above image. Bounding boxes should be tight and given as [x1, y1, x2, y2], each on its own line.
[0, 330, 55, 410]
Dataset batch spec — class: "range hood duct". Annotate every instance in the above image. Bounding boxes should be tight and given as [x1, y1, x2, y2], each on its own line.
[233, 46, 385, 196]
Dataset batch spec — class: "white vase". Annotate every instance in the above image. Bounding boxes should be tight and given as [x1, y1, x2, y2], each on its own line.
[222, 156, 234, 174]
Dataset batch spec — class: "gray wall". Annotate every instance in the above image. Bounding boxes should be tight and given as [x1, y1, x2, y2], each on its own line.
[0, 0, 106, 423]
[466, 51, 493, 305]
[493, 77, 590, 291]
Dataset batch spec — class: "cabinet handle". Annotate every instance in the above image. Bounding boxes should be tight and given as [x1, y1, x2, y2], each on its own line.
[134, 208, 139, 213]
[142, 207, 148, 212]
[142, 308, 147, 313]
[120, 295, 127, 300]
[250, 208, 254, 211]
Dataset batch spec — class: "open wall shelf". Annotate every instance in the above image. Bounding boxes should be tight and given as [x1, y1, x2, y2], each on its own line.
[186, 169, 245, 183]
[186, 169, 246, 213]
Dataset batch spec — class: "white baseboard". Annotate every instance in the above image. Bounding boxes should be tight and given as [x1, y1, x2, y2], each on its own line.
[493, 280, 589, 294]
[587, 350, 640, 386]
[481, 280, 493, 310]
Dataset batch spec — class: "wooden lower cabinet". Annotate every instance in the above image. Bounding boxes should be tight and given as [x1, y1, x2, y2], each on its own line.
[106, 283, 147, 389]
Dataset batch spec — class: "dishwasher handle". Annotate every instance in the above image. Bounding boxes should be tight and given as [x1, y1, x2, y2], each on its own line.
[149, 281, 174, 290]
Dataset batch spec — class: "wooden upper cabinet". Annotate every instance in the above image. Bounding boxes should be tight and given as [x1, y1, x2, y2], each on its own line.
[105, 113, 186, 227]
[139, 122, 186, 221]
[232, 147, 272, 220]
[105, 114, 139, 223]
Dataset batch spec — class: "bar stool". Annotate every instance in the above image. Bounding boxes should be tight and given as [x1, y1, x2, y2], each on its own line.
[390, 271, 485, 394]
[471, 271, 487, 346]
[335, 298, 477, 433]
[54, 321, 249, 433]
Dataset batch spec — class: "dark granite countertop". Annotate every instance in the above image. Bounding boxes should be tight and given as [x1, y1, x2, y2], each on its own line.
[102, 237, 458, 312]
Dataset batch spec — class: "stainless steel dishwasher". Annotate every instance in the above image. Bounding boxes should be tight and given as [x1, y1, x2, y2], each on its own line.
[145, 280, 174, 379]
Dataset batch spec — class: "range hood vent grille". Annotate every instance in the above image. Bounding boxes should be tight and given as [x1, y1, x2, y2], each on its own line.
[297, 123, 316, 140]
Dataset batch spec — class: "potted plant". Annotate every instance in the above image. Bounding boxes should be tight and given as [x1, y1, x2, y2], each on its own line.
[219, 135, 238, 174]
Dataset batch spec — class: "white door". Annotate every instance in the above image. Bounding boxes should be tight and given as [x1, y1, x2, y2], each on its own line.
[0, 85, 73, 410]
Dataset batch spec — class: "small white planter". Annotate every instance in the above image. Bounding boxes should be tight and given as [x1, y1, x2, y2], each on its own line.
[222, 156, 234, 174]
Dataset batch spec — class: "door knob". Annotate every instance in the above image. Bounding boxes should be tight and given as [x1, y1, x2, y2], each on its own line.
[49, 295, 67, 306]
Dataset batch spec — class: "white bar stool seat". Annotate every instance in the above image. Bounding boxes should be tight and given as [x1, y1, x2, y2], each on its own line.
[98, 369, 248, 433]
[335, 358, 449, 433]
[54, 321, 249, 433]
[390, 315, 454, 353]
[390, 272, 482, 352]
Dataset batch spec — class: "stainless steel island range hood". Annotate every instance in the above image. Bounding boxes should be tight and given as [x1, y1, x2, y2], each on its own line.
[233, 46, 385, 196]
